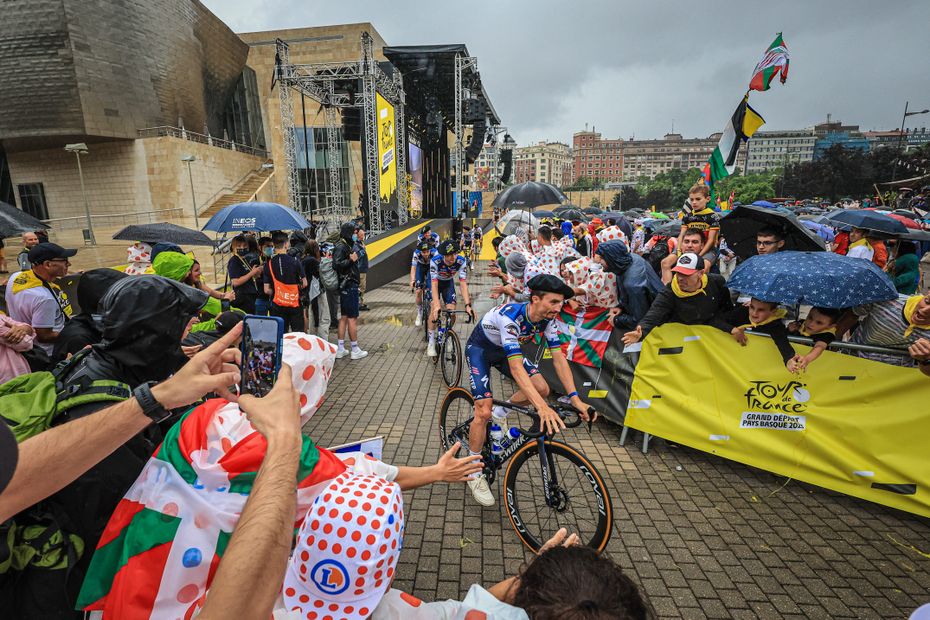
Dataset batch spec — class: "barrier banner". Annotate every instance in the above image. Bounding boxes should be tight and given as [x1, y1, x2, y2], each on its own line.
[625, 324, 930, 518]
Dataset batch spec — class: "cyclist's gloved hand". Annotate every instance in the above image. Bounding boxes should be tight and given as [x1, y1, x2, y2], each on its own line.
[539, 405, 566, 436]
[435, 442, 483, 481]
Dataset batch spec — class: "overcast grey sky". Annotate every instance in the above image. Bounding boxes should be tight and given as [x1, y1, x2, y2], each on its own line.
[204, 0, 930, 147]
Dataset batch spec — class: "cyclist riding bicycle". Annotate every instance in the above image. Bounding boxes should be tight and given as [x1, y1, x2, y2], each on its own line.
[428, 239, 475, 357]
[463, 274, 596, 506]
[472, 225, 483, 252]
[410, 240, 437, 327]
[418, 225, 440, 248]
[460, 226, 474, 254]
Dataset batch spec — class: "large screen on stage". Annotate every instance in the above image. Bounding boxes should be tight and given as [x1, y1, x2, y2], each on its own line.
[408, 142, 423, 216]
[376, 92, 397, 207]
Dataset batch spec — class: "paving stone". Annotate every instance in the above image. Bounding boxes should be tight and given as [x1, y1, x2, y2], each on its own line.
[302, 264, 930, 619]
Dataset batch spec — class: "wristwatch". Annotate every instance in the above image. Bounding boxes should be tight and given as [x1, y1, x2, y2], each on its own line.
[133, 381, 172, 424]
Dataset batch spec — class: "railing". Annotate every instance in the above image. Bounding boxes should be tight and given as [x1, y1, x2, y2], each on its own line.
[747, 330, 912, 359]
[42, 208, 185, 232]
[137, 126, 269, 159]
[195, 165, 270, 216]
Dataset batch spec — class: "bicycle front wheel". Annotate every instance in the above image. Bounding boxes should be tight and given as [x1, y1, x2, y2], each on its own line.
[440, 330, 462, 387]
[438, 387, 475, 455]
[504, 440, 613, 553]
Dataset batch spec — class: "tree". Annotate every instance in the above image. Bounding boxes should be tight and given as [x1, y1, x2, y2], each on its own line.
[713, 170, 778, 205]
[589, 196, 601, 209]
[618, 186, 643, 211]
[636, 167, 703, 211]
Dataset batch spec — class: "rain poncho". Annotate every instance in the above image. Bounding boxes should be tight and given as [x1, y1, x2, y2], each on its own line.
[78, 333, 346, 619]
[596, 225, 627, 245]
[562, 256, 618, 309]
[596, 241, 665, 331]
[53, 268, 128, 362]
[124, 242, 154, 275]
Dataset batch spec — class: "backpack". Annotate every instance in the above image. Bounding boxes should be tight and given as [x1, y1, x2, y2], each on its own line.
[0, 349, 131, 575]
[319, 256, 339, 292]
[643, 236, 673, 276]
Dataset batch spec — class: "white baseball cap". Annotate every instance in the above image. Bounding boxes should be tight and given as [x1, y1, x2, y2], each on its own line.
[671, 252, 703, 275]
[283, 471, 404, 619]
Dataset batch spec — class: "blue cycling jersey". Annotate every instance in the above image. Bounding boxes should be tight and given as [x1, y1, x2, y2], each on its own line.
[417, 232, 440, 246]
[468, 302, 561, 359]
[411, 247, 437, 267]
[429, 254, 467, 282]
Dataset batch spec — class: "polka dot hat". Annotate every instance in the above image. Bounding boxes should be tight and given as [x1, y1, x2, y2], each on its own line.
[283, 470, 404, 620]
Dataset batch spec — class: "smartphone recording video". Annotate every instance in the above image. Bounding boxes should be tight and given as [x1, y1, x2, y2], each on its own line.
[240, 315, 284, 397]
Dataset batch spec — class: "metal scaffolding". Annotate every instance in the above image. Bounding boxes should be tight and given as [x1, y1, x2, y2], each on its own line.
[454, 54, 478, 217]
[273, 32, 407, 234]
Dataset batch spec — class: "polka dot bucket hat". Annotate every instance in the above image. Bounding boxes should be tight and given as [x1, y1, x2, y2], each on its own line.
[283, 470, 404, 620]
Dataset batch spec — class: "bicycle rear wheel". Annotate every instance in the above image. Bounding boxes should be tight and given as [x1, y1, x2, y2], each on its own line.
[440, 330, 462, 387]
[421, 296, 430, 343]
[503, 440, 613, 553]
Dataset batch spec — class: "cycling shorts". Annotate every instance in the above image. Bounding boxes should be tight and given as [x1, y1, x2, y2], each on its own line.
[414, 263, 429, 288]
[465, 342, 539, 401]
[436, 279, 456, 305]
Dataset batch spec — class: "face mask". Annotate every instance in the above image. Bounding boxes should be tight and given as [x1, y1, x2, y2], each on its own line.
[263, 247, 273, 257]
[352, 234, 358, 242]
[235, 248, 247, 256]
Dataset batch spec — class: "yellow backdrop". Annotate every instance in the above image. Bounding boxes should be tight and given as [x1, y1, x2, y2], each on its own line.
[625, 324, 930, 518]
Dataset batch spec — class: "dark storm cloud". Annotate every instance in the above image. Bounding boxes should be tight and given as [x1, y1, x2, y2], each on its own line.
[205, 0, 930, 146]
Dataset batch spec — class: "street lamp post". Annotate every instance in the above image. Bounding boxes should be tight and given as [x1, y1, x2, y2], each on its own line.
[181, 155, 199, 229]
[892, 102, 930, 180]
[64, 143, 95, 245]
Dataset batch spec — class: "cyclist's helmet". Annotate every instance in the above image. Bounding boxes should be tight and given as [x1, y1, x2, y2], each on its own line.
[437, 239, 459, 256]
[421, 225, 431, 235]
[417, 240, 431, 252]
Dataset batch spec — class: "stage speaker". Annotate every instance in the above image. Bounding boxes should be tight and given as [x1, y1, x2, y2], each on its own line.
[342, 108, 362, 142]
[465, 118, 486, 163]
[464, 98, 486, 124]
[426, 110, 444, 145]
[500, 149, 512, 184]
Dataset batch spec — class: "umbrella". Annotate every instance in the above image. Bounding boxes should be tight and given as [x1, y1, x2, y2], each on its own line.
[201, 202, 311, 233]
[532, 209, 555, 219]
[751, 200, 778, 209]
[582, 207, 604, 215]
[495, 209, 540, 237]
[826, 210, 908, 236]
[726, 251, 897, 308]
[800, 220, 836, 243]
[646, 211, 670, 220]
[653, 221, 682, 237]
[113, 222, 214, 246]
[892, 209, 918, 218]
[884, 212, 921, 230]
[551, 207, 587, 222]
[0, 201, 49, 238]
[720, 204, 826, 259]
[598, 212, 633, 239]
[491, 182, 567, 210]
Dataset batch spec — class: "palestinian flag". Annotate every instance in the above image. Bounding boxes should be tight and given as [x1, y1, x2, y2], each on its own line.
[707, 95, 765, 186]
[555, 305, 613, 368]
[749, 33, 790, 92]
[77, 399, 347, 619]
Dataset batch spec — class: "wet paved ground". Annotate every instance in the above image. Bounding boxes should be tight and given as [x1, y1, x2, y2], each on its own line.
[305, 262, 930, 619]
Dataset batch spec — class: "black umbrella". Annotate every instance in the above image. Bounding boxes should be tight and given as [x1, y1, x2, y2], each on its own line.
[653, 221, 682, 237]
[491, 182, 567, 210]
[113, 222, 215, 246]
[0, 201, 49, 238]
[600, 212, 634, 239]
[582, 207, 604, 215]
[551, 207, 588, 222]
[532, 209, 556, 218]
[720, 204, 826, 259]
[826, 210, 908, 236]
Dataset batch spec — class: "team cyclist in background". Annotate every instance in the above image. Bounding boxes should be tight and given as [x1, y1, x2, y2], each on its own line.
[428, 239, 475, 357]
[460, 225, 474, 268]
[410, 240, 437, 327]
[418, 225, 440, 248]
[462, 274, 596, 506]
[471, 223, 484, 264]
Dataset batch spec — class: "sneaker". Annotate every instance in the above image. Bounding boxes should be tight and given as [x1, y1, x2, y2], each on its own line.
[426, 342, 437, 357]
[467, 474, 495, 506]
[491, 405, 509, 420]
[359, 304, 370, 312]
[335, 347, 349, 359]
[414, 312, 422, 327]
[350, 348, 368, 360]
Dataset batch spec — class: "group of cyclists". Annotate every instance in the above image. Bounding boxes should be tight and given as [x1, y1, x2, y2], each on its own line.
[409, 222, 597, 506]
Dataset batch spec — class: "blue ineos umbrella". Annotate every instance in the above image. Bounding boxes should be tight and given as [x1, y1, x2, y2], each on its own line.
[826, 209, 908, 236]
[201, 202, 311, 232]
[727, 251, 898, 308]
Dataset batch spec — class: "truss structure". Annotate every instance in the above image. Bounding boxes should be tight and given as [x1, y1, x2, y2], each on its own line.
[454, 54, 479, 217]
[274, 34, 407, 233]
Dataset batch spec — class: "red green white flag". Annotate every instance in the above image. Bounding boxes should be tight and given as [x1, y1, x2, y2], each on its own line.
[554, 305, 613, 368]
[749, 33, 790, 92]
[77, 398, 348, 619]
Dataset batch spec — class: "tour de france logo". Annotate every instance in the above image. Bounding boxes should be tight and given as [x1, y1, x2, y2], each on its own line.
[739, 379, 810, 431]
[310, 559, 350, 595]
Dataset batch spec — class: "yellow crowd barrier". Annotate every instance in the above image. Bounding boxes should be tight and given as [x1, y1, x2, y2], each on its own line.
[625, 324, 930, 518]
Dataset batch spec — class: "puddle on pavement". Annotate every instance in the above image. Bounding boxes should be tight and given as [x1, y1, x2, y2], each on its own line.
[381, 313, 415, 327]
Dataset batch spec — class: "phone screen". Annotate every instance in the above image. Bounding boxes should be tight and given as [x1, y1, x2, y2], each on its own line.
[240, 316, 283, 397]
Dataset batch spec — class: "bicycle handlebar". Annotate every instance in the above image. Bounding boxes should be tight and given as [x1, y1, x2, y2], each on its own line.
[491, 399, 594, 438]
[440, 309, 474, 323]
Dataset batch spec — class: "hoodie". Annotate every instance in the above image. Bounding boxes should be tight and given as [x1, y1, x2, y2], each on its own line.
[332, 222, 360, 285]
[52, 268, 127, 362]
[596, 240, 665, 331]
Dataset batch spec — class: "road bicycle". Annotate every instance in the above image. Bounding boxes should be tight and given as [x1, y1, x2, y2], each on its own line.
[438, 388, 613, 552]
[428, 307, 473, 387]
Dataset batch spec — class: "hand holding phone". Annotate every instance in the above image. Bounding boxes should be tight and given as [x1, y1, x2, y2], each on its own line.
[240, 315, 285, 397]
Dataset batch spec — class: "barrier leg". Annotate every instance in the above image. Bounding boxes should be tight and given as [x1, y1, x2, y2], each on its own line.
[619, 425, 629, 447]
[642, 433, 651, 455]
